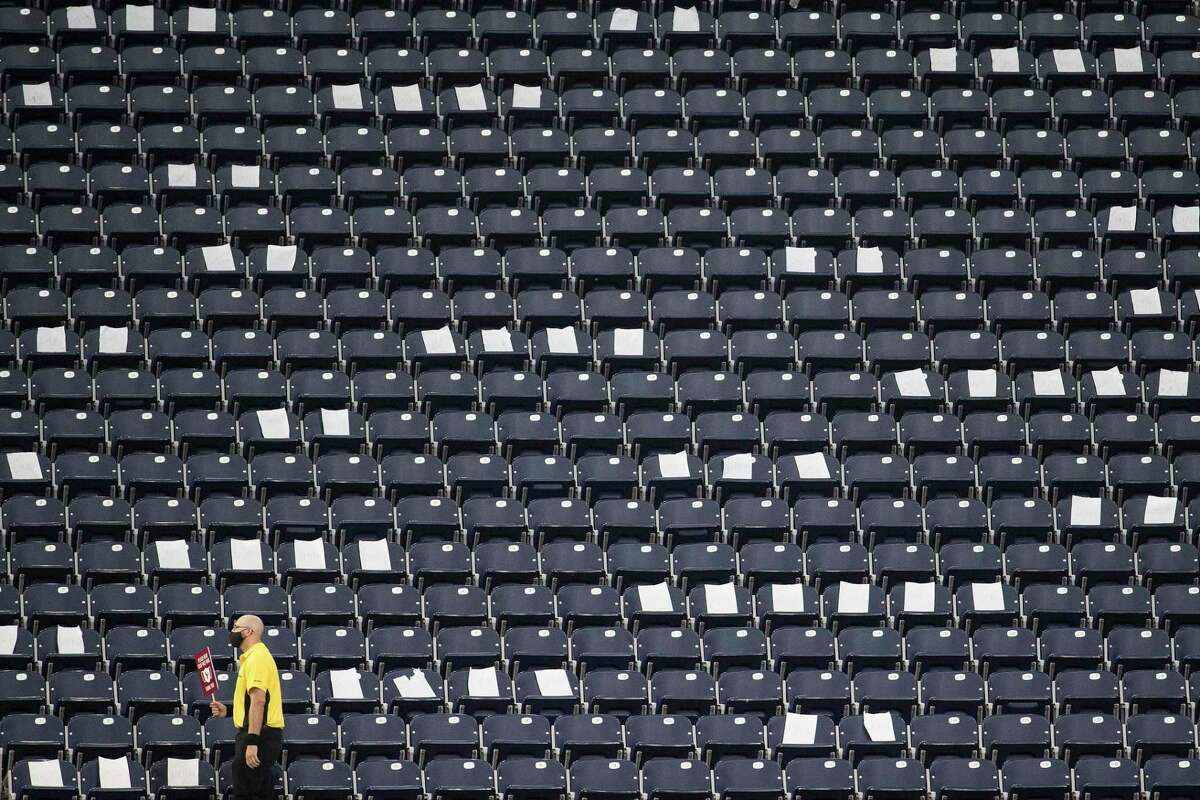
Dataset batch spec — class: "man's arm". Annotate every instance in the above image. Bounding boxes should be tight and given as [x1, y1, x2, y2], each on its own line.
[244, 687, 267, 768]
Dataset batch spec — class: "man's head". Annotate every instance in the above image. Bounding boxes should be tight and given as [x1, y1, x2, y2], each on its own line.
[230, 614, 264, 653]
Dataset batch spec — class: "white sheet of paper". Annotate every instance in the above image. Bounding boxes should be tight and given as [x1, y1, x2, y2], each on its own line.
[27, 760, 63, 787]
[782, 713, 818, 745]
[856, 247, 883, 273]
[704, 582, 738, 614]
[166, 758, 200, 787]
[990, 47, 1019, 72]
[1130, 289, 1162, 315]
[57, 625, 85, 654]
[266, 245, 297, 271]
[971, 582, 1006, 612]
[1114, 47, 1143, 72]
[929, 48, 958, 72]
[330, 669, 363, 698]
[188, 7, 216, 31]
[1069, 496, 1102, 526]
[1032, 369, 1065, 396]
[784, 246, 816, 273]
[1172, 205, 1200, 233]
[231, 165, 260, 188]
[722, 453, 754, 480]
[1091, 368, 1126, 396]
[421, 326, 457, 354]
[512, 84, 542, 109]
[394, 669, 436, 698]
[967, 369, 997, 398]
[0, 625, 17, 654]
[454, 84, 487, 111]
[793, 453, 830, 479]
[1107, 205, 1137, 232]
[895, 369, 931, 397]
[293, 538, 326, 570]
[98, 756, 132, 789]
[613, 328, 643, 356]
[673, 6, 700, 31]
[202, 244, 235, 272]
[98, 326, 129, 354]
[610, 8, 639, 30]
[155, 540, 191, 569]
[771, 583, 806, 613]
[7, 452, 42, 480]
[1159, 370, 1190, 397]
[125, 6, 155, 31]
[392, 84, 424, 111]
[658, 451, 691, 478]
[36, 326, 66, 353]
[468, 667, 500, 697]
[1144, 495, 1177, 525]
[546, 327, 578, 354]
[838, 582, 870, 613]
[257, 408, 291, 440]
[320, 408, 350, 436]
[168, 163, 197, 188]
[863, 712, 895, 742]
[638, 582, 674, 612]
[356, 539, 391, 572]
[230, 539, 263, 571]
[481, 328, 513, 352]
[67, 6, 96, 28]
[534, 669, 573, 697]
[903, 582, 936, 613]
[332, 84, 364, 110]
[24, 83, 52, 106]
[1053, 49, 1085, 73]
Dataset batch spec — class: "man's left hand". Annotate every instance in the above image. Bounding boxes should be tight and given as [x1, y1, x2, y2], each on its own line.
[245, 744, 260, 768]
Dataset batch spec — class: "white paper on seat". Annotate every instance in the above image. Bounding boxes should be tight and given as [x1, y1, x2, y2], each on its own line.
[638, 582, 674, 612]
[467, 667, 500, 696]
[512, 84, 542, 109]
[1052, 49, 1085, 73]
[188, 7, 217, 32]
[673, 6, 700, 31]
[771, 583, 806, 613]
[167, 163, 197, 188]
[929, 48, 958, 72]
[36, 326, 66, 353]
[613, 328, 643, 356]
[293, 538, 327, 570]
[546, 327, 578, 354]
[1114, 47, 1143, 72]
[125, 6, 155, 31]
[610, 8, 639, 30]
[0, 625, 17, 655]
[394, 669, 436, 698]
[1107, 205, 1137, 232]
[230, 539, 264, 571]
[66, 6, 96, 28]
[320, 408, 350, 436]
[1172, 205, 1200, 233]
[903, 581, 936, 613]
[266, 245, 298, 271]
[793, 452, 830, 479]
[1091, 367, 1126, 396]
[1159, 369, 1190, 397]
[330, 668, 364, 698]
[1144, 495, 1178, 525]
[1130, 288, 1162, 315]
[57, 625, 85, 654]
[722, 453, 754, 480]
[155, 539, 191, 569]
[480, 328, 513, 352]
[454, 84, 487, 111]
[98, 757, 131, 789]
[23, 83, 52, 106]
[27, 760, 63, 787]
[332, 84, 363, 110]
[967, 369, 997, 398]
[704, 582, 738, 614]
[534, 668, 573, 697]
[991, 47, 1020, 72]
[201, 244, 235, 271]
[784, 246, 816, 273]
[971, 582, 1006, 612]
[1032, 369, 1065, 396]
[230, 164, 259, 188]
[837, 582, 870, 614]
[421, 326, 457, 354]
[98, 326, 129, 354]
[257, 408, 291, 440]
[782, 713, 818, 745]
[856, 246, 883, 274]
[357, 539, 391, 572]
[895, 369, 931, 398]
[392, 84, 424, 111]
[863, 712, 896, 742]
[166, 758, 199, 787]
[6, 452, 42, 480]
[658, 451, 691, 478]
[1069, 496, 1102, 526]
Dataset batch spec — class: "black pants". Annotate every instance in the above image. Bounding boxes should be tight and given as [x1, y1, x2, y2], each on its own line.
[232, 726, 283, 800]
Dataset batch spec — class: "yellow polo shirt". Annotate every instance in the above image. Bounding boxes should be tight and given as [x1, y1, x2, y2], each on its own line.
[232, 642, 284, 729]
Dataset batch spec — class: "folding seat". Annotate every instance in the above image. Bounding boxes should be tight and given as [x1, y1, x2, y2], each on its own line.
[937, 540, 1001, 588]
[871, 538, 934, 585]
[1127, 713, 1198, 763]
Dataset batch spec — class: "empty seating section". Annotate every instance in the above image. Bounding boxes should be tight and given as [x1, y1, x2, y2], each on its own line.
[2, 0, 1200, 798]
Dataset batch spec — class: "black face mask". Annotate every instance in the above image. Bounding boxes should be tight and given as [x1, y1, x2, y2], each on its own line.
[228, 630, 245, 649]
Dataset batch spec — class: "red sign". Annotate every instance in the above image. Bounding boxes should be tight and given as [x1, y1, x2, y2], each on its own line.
[195, 648, 218, 697]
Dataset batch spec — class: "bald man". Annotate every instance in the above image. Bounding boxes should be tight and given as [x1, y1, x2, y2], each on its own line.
[211, 615, 284, 799]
